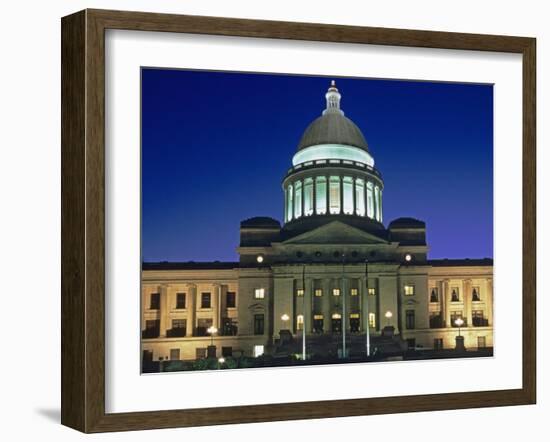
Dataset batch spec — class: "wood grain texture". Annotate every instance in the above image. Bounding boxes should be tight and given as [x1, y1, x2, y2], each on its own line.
[61, 8, 537, 433]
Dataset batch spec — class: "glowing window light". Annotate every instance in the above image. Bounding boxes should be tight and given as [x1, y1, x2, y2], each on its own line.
[355, 178, 365, 216]
[292, 144, 375, 167]
[374, 185, 381, 221]
[369, 313, 376, 328]
[329, 176, 340, 214]
[366, 182, 374, 219]
[343, 176, 354, 214]
[304, 178, 314, 216]
[294, 181, 302, 218]
[287, 184, 293, 222]
[315, 177, 327, 214]
[296, 315, 304, 331]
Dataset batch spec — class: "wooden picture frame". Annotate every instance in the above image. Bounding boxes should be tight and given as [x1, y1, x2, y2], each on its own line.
[61, 8, 536, 433]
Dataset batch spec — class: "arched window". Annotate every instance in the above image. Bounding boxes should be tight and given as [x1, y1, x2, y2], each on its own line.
[355, 178, 365, 216]
[329, 176, 340, 214]
[296, 314, 304, 331]
[304, 178, 314, 216]
[366, 182, 374, 218]
[294, 181, 302, 218]
[343, 176, 354, 214]
[286, 184, 293, 222]
[315, 176, 327, 214]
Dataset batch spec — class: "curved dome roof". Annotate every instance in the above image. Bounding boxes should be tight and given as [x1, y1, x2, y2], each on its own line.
[297, 112, 368, 151]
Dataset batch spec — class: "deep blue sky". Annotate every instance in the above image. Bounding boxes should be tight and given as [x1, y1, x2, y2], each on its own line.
[142, 69, 493, 262]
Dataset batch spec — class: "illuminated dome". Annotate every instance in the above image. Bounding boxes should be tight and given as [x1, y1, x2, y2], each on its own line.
[297, 113, 368, 151]
[292, 81, 374, 167]
[283, 81, 384, 227]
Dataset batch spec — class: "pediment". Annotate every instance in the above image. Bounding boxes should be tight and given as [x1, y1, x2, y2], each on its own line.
[282, 221, 388, 246]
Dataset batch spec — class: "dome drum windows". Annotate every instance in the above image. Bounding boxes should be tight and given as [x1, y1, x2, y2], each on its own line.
[284, 175, 383, 223]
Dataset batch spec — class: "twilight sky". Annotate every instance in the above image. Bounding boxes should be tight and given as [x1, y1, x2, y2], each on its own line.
[141, 69, 493, 262]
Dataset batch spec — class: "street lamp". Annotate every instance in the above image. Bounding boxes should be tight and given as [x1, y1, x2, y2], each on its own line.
[207, 325, 218, 346]
[454, 317, 464, 336]
[364, 259, 370, 357]
[385, 310, 393, 326]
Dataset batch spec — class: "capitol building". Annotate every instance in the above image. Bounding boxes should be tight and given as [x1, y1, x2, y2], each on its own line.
[141, 81, 493, 367]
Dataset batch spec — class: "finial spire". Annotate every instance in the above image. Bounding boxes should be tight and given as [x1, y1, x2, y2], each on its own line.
[323, 80, 343, 115]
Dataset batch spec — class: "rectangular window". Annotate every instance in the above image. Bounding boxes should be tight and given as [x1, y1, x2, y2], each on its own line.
[149, 292, 160, 310]
[366, 182, 374, 218]
[350, 313, 360, 332]
[226, 291, 236, 308]
[142, 319, 160, 339]
[368, 312, 376, 328]
[196, 318, 213, 336]
[343, 176, 354, 214]
[472, 310, 488, 327]
[434, 338, 444, 350]
[254, 345, 265, 357]
[304, 177, 314, 216]
[314, 288, 323, 297]
[429, 312, 444, 328]
[222, 346, 233, 357]
[315, 177, 327, 215]
[296, 288, 304, 297]
[332, 288, 341, 296]
[294, 180, 302, 218]
[172, 319, 186, 329]
[313, 314, 324, 333]
[430, 288, 439, 302]
[169, 348, 180, 360]
[450, 311, 464, 327]
[254, 288, 265, 299]
[254, 314, 265, 335]
[355, 178, 365, 216]
[406, 338, 416, 349]
[201, 292, 211, 308]
[350, 288, 358, 296]
[329, 176, 340, 214]
[404, 285, 415, 296]
[176, 292, 186, 309]
[472, 286, 481, 301]
[405, 310, 415, 329]
[368, 287, 376, 296]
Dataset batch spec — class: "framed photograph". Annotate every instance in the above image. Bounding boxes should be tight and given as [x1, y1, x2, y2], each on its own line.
[61, 9, 536, 433]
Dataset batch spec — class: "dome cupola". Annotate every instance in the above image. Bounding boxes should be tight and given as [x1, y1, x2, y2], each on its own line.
[282, 81, 384, 230]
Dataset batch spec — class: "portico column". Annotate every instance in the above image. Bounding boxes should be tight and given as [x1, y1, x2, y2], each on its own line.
[312, 178, 317, 214]
[212, 284, 220, 329]
[322, 279, 331, 333]
[463, 279, 472, 326]
[159, 284, 170, 338]
[339, 176, 343, 214]
[438, 280, 445, 326]
[186, 284, 196, 337]
[486, 278, 493, 326]
[352, 177, 357, 215]
[443, 279, 451, 328]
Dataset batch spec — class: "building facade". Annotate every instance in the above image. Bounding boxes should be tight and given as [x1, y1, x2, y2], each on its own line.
[142, 82, 493, 365]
